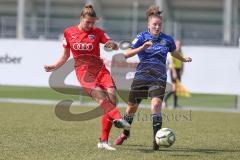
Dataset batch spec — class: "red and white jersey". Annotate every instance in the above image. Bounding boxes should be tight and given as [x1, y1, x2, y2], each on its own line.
[62, 25, 114, 90]
[63, 25, 110, 61]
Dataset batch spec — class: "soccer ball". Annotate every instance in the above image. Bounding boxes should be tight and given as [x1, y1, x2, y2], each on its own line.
[155, 128, 176, 147]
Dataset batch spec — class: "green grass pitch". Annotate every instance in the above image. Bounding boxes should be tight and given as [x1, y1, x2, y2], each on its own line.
[0, 85, 237, 108]
[0, 102, 239, 160]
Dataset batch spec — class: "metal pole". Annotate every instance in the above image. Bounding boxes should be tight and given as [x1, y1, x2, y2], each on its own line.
[233, 0, 239, 46]
[44, 0, 51, 38]
[155, 0, 172, 35]
[173, 21, 181, 40]
[223, 0, 233, 45]
[17, 0, 25, 39]
[29, 0, 37, 37]
[155, 0, 165, 11]
[132, 0, 138, 39]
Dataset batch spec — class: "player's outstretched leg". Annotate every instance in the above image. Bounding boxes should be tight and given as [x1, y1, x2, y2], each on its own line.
[105, 87, 131, 130]
[114, 114, 134, 145]
[100, 101, 131, 130]
[91, 88, 131, 130]
[114, 104, 138, 145]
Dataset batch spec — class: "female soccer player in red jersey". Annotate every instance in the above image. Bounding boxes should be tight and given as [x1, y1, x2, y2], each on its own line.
[44, 4, 130, 151]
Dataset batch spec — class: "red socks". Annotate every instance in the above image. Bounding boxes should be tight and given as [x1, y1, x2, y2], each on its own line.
[99, 99, 122, 120]
[100, 114, 113, 142]
[99, 99, 122, 142]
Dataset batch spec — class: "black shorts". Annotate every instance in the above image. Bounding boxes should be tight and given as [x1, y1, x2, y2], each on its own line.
[128, 80, 166, 104]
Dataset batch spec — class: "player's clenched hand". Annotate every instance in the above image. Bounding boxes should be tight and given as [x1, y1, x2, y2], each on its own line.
[142, 41, 153, 49]
[104, 41, 119, 50]
[183, 57, 192, 62]
[44, 64, 57, 72]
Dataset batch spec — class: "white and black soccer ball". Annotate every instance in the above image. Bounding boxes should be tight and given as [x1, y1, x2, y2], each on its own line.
[155, 128, 176, 147]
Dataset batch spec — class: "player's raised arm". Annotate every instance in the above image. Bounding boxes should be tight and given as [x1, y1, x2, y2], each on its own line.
[99, 29, 119, 50]
[124, 41, 153, 58]
[44, 47, 70, 72]
[170, 50, 192, 63]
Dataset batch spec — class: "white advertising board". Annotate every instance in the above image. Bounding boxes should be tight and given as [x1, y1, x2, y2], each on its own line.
[0, 39, 239, 95]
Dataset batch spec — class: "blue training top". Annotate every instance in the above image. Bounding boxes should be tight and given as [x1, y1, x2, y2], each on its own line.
[131, 30, 176, 82]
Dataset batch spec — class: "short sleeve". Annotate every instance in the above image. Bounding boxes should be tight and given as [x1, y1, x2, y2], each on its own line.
[169, 37, 176, 52]
[63, 30, 70, 48]
[100, 30, 111, 44]
[131, 33, 144, 49]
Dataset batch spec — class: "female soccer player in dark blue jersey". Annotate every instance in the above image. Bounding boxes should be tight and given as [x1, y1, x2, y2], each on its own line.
[114, 5, 192, 150]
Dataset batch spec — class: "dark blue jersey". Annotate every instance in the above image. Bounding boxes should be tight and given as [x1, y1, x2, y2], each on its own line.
[131, 31, 176, 82]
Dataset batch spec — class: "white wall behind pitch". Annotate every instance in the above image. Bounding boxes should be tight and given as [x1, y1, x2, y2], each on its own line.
[0, 39, 239, 95]
[181, 46, 240, 95]
[0, 39, 78, 87]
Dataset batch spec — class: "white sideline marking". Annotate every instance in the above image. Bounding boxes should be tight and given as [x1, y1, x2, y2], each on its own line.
[0, 98, 239, 113]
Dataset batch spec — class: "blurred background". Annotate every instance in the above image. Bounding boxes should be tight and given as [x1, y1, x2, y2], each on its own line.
[0, 0, 239, 45]
[0, 0, 240, 111]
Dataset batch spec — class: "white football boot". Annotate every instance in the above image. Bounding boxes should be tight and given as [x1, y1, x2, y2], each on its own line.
[97, 141, 116, 151]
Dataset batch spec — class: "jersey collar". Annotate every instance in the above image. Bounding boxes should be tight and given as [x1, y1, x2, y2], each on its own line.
[76, 25, 93, 34]
[147, 29, 162, 41]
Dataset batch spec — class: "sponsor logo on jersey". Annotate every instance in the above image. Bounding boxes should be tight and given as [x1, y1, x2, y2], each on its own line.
[160, 39, 167, 46]
[88, 34, 95, 40]
[132, 38, 138, 45]
[73, 43, 94, 51]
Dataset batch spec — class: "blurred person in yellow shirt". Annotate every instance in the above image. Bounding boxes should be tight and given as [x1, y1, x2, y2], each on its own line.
[164, 40, 185, 108]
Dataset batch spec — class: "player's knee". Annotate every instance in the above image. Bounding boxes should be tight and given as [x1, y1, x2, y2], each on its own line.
[108, 96, 117, 106]
[151, 98, 162, 110]
[152, 104, 161, 110]
[126, 102, 138, 114]
[92, 93, 107, 104]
